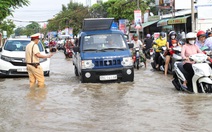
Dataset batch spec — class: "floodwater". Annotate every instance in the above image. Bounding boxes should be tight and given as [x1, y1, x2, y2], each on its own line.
[0, 51, 212, 132]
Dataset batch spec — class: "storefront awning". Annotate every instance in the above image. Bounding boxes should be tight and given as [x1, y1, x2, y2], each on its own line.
[167, 15, 190, 25]
[142, 20, 158, 28]
[157, 19, 169, 27]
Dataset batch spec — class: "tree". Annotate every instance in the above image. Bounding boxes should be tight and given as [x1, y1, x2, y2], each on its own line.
[0, 20, 15, 37]
[47, 2, 90, 36]
[24, 22, 41, 36]
[0, 0, 29, 21]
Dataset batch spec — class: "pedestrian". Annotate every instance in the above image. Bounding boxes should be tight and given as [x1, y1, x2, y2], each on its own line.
[25, 33, 53, 88]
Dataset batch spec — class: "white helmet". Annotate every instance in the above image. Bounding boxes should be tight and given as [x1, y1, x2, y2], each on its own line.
[186, 32, 196, 39]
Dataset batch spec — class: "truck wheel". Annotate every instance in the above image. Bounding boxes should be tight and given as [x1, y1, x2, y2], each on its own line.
[80, 75, 85, 83]
[74, 66, 79, 76]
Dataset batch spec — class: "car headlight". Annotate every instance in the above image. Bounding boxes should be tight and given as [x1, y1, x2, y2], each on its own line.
[81, 60, 94, 69]
[121, 57, 133, 66]
[1, 55, 12, 62]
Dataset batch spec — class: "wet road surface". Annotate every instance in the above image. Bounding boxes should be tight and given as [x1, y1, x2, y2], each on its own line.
[1, 51, 212, 132]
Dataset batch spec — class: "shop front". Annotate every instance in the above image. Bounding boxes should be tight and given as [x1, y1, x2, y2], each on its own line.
[167, 15, 191, 33]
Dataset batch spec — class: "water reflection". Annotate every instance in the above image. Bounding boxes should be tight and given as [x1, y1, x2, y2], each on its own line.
[27, 87, 47, 101]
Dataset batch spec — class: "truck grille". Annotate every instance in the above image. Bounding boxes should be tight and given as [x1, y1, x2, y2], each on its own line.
[94, 59, 121, 67]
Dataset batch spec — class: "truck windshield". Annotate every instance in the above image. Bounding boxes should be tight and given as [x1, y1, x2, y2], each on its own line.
[83, 34, 127, 51]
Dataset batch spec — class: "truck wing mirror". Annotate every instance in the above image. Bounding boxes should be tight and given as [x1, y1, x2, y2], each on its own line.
[73, 46, 80, 52]
[128, 43, 134, 48]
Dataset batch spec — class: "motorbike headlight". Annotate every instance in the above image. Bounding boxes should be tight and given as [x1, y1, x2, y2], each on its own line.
[121, 57, 133, 66]
[81, 60, 94, 69]
[1, 55, 12, 62]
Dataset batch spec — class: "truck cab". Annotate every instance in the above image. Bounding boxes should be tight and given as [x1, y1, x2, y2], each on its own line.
[73, 18, 134, 83]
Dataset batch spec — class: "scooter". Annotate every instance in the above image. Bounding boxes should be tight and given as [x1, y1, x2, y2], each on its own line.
[133, 47, 140, 69]
[172, 53, 212, 93]
[151, 46, 166, 70]
[143, 48, 154, 59]
[160, 46, 183, 74]
[65, 48, 73, 58]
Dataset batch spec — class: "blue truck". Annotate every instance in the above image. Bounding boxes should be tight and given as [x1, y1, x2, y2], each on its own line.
[73, 18, 134, 83]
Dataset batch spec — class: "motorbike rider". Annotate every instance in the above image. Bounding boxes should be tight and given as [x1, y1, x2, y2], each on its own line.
[143, 34, 153, 59]
[64, 37, 74, 58]
[195, 30, 206, 49]
[180, 32, 212, 91]
[153, 32, 167, 69]
[164, 31, 179, 76]
[131, 33, 146, 68]
[205, 31, 212, 49]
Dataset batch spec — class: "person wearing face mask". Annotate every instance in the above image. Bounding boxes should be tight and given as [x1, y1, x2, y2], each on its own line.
[153, 32, 167, 69]
[181, 32, 203, 91]
[164, 31, 179, 75]
[195, 30, 206, 49]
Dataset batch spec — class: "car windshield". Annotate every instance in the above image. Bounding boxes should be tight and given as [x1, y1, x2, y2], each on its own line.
[4, 40, 44, 51]
[82, 34, 127, 51]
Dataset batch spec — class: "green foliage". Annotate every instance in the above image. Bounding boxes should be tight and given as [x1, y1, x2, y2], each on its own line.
[0, 0, 29, 21]
[0, 20, 15, 37]
[47, 1, 90, 36]
[14, 22, 41, 36]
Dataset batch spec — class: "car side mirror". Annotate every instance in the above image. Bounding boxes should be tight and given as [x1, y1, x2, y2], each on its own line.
[128, 43, 134, 48]
[73, 46, 80, 52]
[0, 47, 2, 52]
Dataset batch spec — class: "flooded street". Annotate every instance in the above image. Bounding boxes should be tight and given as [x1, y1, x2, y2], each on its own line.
[1, 51, 212, 132]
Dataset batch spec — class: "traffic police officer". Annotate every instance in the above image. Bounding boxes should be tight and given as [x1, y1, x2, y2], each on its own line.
[25, 33, 53, 88]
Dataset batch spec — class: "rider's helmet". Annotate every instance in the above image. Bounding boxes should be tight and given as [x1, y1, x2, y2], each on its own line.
[159, 32, 166, 39]
[168, 31, 177, 40]
[186, 32, 196, 44]
[197, 30, 206, 39]
[146, 34, 151, 38]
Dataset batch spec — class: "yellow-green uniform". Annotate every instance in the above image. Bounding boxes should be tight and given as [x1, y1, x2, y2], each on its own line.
[25, 41, 45, 88]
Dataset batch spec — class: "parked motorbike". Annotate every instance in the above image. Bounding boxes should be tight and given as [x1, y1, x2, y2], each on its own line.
[133, 47, 140, 69]
[172, 53, 212, 93]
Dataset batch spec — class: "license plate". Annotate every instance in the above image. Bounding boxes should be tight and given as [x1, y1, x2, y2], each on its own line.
[99, 75, 117, 81]
[17, 68, 27, 72]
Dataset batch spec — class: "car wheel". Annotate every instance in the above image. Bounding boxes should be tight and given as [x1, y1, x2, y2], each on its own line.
[44, 71, 50, 76]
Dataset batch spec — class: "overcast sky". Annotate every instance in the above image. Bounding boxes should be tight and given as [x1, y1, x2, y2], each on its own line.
[7, 0, 72, 27]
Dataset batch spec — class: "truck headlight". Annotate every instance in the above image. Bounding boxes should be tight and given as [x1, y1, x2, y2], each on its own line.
[81, 60, 94, 69]
[121, 57, 133, 66]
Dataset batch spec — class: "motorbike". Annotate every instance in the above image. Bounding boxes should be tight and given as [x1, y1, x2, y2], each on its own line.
[159, 46, 183, 74]
[143, 48, 154, 59]
[133, 47, 140, 69]
[151, 46, 166, 70]
[172, 53, 212, 93]
[65, 48, 73, 58]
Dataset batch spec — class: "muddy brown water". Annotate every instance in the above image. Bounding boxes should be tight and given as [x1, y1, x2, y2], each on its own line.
[0, 51, 212, 132]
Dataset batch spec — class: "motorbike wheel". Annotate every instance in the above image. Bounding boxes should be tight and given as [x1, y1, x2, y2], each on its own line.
[136, 59, 139, 70]
[200, 83, 212, 93]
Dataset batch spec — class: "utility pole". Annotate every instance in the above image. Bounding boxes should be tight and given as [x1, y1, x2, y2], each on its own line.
[191, 0, 195, 32]
[136, 0, 140, 39]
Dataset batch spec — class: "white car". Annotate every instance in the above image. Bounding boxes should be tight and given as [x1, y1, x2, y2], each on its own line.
[0, 38, 50, 77]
